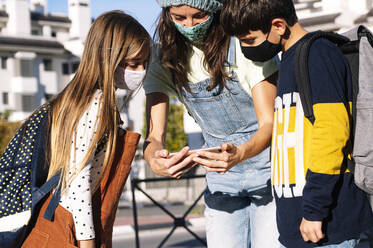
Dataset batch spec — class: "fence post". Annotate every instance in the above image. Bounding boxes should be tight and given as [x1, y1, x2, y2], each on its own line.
[131, 179, 140, 248]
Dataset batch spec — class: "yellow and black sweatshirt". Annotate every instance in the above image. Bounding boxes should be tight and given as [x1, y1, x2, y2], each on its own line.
[272, 32, 373, 248]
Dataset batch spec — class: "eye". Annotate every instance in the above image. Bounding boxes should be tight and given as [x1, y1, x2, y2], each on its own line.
[172, 14, 185, 21]
[193, 12, 208, 19]
[241, 38, 256, 46]
[127, 63, 140, 69]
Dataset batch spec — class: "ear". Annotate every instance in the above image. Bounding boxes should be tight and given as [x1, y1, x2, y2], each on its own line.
[271, 18, 287, 36]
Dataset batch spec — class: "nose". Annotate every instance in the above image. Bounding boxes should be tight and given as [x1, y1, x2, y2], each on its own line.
[183, 17, 194, 28]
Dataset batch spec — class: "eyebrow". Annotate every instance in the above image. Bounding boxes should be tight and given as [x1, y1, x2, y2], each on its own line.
[170, 13, 185, 17]
[126, 58, 145, 64]
[170, 11, 207, 18]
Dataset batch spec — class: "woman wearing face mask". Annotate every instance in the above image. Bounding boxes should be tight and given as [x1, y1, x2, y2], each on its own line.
[143, 1, 280, 247]
[23, 11, 150, 248]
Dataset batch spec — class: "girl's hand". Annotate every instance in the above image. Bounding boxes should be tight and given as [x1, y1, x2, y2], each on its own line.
[192, 143, 244, 174]
[151, 146, 199, 178]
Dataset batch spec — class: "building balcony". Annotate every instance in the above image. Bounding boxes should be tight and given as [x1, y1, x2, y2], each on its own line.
[40, 70, 58, 94]
[10, 76, 37, 93]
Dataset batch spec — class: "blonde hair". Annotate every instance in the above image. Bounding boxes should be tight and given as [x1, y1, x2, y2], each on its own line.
[47, 10, 150, 192]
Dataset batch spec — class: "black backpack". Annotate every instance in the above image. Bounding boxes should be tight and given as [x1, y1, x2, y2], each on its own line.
[294, 25, 373, 195]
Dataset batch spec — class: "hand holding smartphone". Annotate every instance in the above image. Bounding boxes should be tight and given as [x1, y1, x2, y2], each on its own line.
[168, 146, 222, 158]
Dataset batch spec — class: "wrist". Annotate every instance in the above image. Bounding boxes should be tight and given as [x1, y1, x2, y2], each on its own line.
[237, 145, 246, 163]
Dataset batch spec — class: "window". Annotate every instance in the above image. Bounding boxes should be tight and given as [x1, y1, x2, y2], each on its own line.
[72, 62, 80, 73]
[45, 93, 54, 101]
[22, 95, 35, 112]
[2, 92, 8, 105]
[62, 63, 70, 75]
[51, 31, 57, 38]
[20, 60, 33, 77]
[1, 56, 7, 69]
[43, 59, 52, 71]
[31, 29, 40, 36]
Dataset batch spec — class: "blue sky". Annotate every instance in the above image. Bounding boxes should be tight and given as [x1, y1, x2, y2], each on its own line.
[48, 0, 161, 34]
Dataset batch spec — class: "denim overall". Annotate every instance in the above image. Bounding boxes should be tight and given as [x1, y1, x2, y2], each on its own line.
[178, 39, 279, 248]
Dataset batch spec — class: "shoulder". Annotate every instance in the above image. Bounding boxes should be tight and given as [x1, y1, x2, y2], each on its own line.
[309, 37, 346, 65]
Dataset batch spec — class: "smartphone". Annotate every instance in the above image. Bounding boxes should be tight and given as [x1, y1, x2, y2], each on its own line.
[168, 146, 222, 158]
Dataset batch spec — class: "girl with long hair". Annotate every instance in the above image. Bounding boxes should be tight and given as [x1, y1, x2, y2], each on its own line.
[143, 0, 280, 247]
[46, 10, 150, 248]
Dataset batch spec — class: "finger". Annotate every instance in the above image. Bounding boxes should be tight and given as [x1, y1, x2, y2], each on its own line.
[300, 223, 310, 242]
[308, 230, 319, 243]
[193, 157, 228, 169]
[315, 228, 324, 241]
[197, 150, 228, 162]
[300, 229, 309, 242]
[166, 146, 190, 165]
[221, 143, 233, 152]
[169, 153, 198, 176]
[174, 162, 198, 178]
[155, 149, 169, 158]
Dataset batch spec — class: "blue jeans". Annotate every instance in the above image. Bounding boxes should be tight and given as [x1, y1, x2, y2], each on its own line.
[204, 188, 280, 248]
[279, 239, 360, 248]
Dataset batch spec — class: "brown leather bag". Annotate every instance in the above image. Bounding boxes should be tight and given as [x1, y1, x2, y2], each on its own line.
[22, 130, 141, 248]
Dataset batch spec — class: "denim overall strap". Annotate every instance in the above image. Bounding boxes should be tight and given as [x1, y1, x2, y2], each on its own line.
[227, 36, 236, 67]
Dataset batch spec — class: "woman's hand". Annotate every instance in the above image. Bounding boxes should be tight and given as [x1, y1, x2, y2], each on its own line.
[192, 143, 244, 174]
[151, 146, 199, 178]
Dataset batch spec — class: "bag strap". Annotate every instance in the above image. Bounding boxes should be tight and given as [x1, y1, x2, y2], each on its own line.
[294, 32, 350, 125]
[41, 171, 61, 221]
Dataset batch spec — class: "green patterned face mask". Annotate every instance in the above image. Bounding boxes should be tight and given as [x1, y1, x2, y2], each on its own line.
[173, 15, 214, 43]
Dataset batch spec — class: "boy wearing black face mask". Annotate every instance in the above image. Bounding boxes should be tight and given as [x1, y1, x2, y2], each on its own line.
[221, 1, 373, 248]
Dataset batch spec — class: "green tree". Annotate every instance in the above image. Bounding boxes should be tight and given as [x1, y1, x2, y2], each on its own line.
[142, 96, 187, 153]
[0, 121, 21, 156]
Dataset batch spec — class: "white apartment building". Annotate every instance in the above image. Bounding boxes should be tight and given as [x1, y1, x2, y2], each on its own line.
[0, 0, 95, 122]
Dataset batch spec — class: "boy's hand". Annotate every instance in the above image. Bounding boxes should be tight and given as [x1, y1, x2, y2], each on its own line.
[300, 218, 325, 243]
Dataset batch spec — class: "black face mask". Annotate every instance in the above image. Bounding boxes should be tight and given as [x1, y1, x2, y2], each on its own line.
[241, 35, 282, 62]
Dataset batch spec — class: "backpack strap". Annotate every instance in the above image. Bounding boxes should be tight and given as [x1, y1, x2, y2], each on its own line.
[40, 171, 61, 221]
[294, 32, 350, 125]
[43, 184, 61, 221]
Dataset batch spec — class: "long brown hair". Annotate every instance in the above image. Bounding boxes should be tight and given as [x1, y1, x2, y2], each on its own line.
[47, 10, 150, 192]
[155, 8, 230, 92]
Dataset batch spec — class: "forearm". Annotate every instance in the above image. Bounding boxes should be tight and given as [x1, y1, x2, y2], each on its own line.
[238, 122, 273, 162]
[144, 92, 169, 175]
[79, 239, 95, 248]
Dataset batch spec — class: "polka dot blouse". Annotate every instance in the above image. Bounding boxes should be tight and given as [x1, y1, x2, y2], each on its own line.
[59, 91, 106, 241]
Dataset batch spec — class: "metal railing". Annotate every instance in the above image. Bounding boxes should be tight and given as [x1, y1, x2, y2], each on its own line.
[131, 175, 207, 248]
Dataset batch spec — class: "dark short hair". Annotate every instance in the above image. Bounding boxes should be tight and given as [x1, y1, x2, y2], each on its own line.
[220, 0, 298, 36]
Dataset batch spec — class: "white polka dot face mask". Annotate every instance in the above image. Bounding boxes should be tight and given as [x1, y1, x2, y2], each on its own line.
[114, 67, 146, 91]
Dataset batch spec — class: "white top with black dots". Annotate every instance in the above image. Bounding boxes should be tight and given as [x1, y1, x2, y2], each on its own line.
[59, 91, 106, 241]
